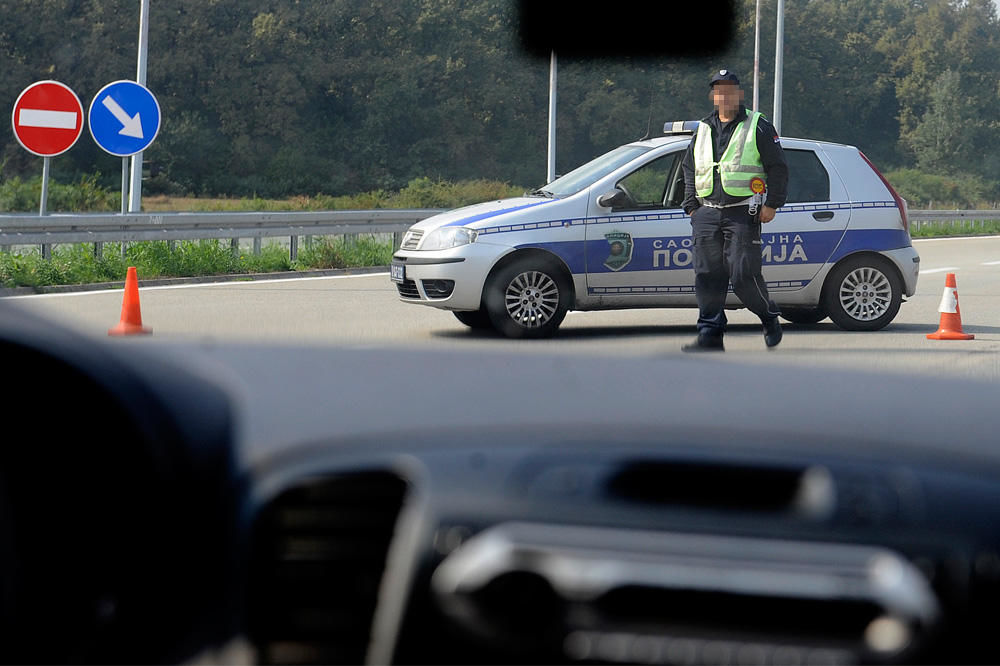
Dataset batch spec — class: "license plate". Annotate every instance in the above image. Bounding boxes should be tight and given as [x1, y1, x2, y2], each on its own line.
[390, 262, 406, 283]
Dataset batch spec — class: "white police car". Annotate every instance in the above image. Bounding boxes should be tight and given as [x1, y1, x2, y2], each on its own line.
[391, 121, 919, 338]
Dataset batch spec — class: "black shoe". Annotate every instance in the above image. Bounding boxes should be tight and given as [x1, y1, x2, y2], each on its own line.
[682, 335, 725, 352]
[763, 317, 782, 349]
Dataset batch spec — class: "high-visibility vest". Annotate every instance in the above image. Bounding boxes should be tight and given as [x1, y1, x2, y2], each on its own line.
[694, 111, 766, 198]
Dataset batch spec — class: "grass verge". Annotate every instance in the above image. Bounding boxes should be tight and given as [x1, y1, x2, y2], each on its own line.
[909, 220, 1000, 237]
[0, 236, 391, 289]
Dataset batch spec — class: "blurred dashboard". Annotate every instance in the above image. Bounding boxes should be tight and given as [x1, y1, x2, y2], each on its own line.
[2, 300, 1000, 665]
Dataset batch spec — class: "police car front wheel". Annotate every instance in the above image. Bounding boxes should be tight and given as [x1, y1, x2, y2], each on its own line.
[485, 258, 570, 338]
[780, 308, 827, 325]
[454, 308, 493, 329]
[823, 256, 902, 331]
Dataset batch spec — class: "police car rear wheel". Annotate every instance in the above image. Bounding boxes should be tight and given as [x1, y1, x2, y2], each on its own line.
[823, 256, 901, 331]
[485, 259, 570, 338]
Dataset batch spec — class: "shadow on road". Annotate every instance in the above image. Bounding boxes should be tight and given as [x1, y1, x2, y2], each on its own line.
[886, 322, 1000, 334]
[431, 322, 791, 341]
[431, 319, 997, 347]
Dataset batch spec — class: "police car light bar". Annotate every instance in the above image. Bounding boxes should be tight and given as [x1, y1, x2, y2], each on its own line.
[663, 120, 699, 134]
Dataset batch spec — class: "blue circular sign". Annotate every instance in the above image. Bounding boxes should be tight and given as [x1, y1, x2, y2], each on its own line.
[88, 80, 161, 157]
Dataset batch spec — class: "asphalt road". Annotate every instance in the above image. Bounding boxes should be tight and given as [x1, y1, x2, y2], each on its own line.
[8, 236, 1000, 381]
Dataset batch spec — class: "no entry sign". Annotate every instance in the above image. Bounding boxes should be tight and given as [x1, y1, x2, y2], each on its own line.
[12, 80, 84, 157]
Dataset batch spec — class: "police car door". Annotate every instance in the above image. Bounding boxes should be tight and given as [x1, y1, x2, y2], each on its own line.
[755, 144, 850, 297]
[585, 149, 695, 304]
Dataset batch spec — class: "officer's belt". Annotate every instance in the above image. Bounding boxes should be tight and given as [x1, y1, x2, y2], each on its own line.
[699, 197, 753, 209]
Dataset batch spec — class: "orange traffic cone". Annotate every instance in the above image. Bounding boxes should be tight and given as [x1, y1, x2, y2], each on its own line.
[108, 266, 152, 336]
[927, 273, 973, 340]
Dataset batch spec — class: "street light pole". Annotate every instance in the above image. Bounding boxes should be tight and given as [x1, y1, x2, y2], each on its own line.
[547, 51, 557, 183]
[128, 0, 150, 212]
[773, 0, 785, 134]
[753, 0, 761, 111]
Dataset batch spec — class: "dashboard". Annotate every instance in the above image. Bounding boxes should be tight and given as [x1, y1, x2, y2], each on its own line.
[2, 298, 1000, 665]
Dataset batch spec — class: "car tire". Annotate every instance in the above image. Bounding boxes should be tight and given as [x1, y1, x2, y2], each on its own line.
[822, 255, 902, 331]
[453, 308, 493, 329]
[780, 307, 827, 325]
[484, 257, 571, 339]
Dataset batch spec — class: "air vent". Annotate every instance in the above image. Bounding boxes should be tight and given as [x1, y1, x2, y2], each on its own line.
[396, 280, 420, 299]
[606, 460, 835, 517]
[248, 470, 408, 664]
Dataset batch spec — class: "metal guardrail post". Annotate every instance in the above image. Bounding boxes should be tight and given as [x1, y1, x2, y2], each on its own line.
[290, 235, 298, 262]
[253, 237, 261, 256]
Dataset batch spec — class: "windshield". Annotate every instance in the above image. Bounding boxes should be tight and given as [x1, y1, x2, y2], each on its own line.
[540, 144, 654, 197]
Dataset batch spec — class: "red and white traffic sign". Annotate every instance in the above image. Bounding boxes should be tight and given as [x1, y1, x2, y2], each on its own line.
[11, 80, 84, 157]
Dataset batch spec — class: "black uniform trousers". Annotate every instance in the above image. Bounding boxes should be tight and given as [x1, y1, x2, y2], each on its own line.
[690, 204, 780, 338]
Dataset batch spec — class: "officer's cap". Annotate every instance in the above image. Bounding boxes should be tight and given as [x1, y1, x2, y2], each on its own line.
[709, 69, 740, 88]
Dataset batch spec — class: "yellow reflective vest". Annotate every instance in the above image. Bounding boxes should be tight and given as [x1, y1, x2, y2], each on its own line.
[694, 111, 767, 198]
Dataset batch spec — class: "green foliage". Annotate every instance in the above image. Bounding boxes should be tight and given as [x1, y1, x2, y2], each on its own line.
[903, 70, 977, 174]
[240, 244, 293, 273]
[910, 220, 1000, 238]
[0, 244, 124, 288]
[295, 236, 393, 269]
[126, 240, 240, 278]
[884, 169, 994, 208]
[0, 175, 117, 212]
[380, 177, 523, 208]
[0, 234, 394, 288]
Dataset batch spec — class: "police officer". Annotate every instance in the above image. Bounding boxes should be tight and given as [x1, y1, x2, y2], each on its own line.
[680, 69, 788, 352]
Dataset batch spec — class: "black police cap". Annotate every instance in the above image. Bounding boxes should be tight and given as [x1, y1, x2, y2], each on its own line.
[709, 69, 740, 87]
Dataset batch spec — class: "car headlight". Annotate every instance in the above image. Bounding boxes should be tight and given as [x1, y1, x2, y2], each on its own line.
[419, 226, 479, 250]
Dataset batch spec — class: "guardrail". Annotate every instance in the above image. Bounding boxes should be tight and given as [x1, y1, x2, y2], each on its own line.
[0, 208, 997, 259]
[908, 209, 1000, 231]
[0, 209, 445, 260]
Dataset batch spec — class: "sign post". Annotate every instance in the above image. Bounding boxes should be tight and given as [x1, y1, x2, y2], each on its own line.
[11, 80, 85, 258]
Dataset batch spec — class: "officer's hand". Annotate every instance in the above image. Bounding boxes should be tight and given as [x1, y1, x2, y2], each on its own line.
[759, 205, 776, 223]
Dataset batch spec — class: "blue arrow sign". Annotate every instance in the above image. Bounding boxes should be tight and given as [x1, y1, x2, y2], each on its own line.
[88, 80, 161, 157]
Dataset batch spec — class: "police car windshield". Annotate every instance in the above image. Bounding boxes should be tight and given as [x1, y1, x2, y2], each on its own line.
[542, 144, 654, 197]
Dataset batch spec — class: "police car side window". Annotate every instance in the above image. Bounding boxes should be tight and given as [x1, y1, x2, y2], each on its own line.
[616, 154, 679, 210]
[784, 149, 830, 203]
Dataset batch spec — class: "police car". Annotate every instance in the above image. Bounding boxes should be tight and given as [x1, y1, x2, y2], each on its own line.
[391, 121, 919, 338]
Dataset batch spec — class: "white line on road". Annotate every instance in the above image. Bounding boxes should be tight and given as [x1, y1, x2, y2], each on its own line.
[982, 261, 1000, 266]
[18, 108, 78, 129]
[4, 272, 390, 300]
[913, 235, 1000, 242]
[919, 267, 960, 275]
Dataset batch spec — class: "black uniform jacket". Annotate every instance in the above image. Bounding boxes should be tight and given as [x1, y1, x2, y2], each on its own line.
[681, 105, 788, 215]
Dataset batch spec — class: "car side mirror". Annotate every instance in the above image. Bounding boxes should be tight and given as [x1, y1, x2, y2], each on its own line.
[598, 188, 627, 208]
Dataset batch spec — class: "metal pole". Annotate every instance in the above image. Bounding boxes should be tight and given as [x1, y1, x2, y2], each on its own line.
[122, 157, 130, 214]
[39, 157, 50, 217]
[773, 0, 785, 134]
[128, 0, 150, 212]
[40, 157, 50, 259]
[753, 0, 761, 111]
[123, 154, 132, 259]
[547, 51, 557, 183]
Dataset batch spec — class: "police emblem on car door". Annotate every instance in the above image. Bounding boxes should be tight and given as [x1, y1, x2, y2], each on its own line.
[604, 232, 633, 271]
[586, 150, 692, 299]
